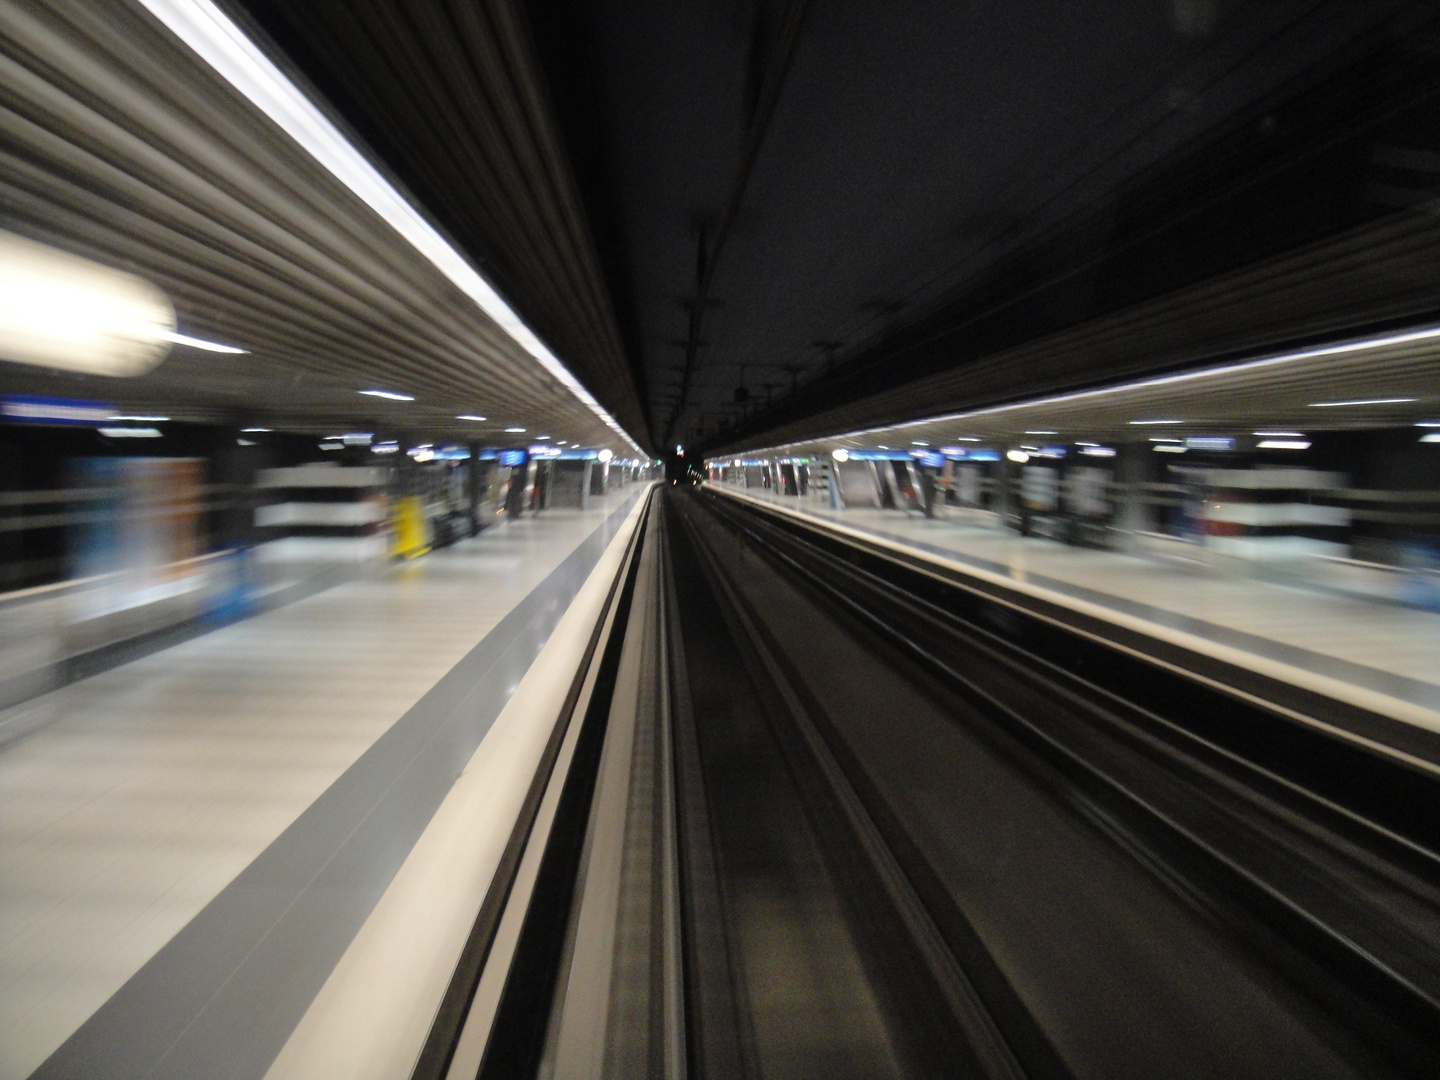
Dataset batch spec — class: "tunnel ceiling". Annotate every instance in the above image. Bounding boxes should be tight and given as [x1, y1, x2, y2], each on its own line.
[0, 0, 646, 455]
[225, 0, 1440, 456]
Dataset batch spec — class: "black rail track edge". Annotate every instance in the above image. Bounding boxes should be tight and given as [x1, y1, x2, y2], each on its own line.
[474, 504, 653, 1078]
[411, 493, 652, 1080]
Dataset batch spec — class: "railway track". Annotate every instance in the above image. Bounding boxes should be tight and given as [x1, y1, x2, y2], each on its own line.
[419, 486, 1440, 1079]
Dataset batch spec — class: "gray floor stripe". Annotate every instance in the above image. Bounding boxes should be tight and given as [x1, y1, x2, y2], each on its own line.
[30, 492, 643, 1080]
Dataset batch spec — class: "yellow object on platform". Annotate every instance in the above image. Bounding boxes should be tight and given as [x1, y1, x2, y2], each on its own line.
[391, 495, 429, 559]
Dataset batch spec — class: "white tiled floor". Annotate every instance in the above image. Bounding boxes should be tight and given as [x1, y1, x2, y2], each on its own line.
[721, 486, 1440, 724]
[0, 492, 637, 1080]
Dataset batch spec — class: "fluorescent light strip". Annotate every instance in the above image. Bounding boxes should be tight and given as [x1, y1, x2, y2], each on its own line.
[360, 389, 414, 401]
[456, 414, 487, 422]
[1256, 439, 1310, 449]
[1254, 431, 1303, 436]
[137, 0, 642, 456]
[110, 414, 169, 422]
[1308, 397, 1417, 407]
[160, 330, 247, 353]
[731, 322, 1440, 459]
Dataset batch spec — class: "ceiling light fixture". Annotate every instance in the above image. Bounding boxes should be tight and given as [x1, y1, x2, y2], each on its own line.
[1308, 398, 1417, 407]
[161, 330, 247, 353]
[1256, 439, 1310, 450]
[98, 426, 162, 438]
[0, 230, 177, 377]
[359, 389, 414, 401]
[505, 426, 526, 433]
[1130, 419, 1183, 425]
[738, 322, 1440, 463]
[241, 426, 270, 433]
[109, 414, 169, 422]
[456, 414, 487, 422]
[1254, 431, 1304, 437]
[137, 0, 643, 455]
[1024, 430, 1058, 435]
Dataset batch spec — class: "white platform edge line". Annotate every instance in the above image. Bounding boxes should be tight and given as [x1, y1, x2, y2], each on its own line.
[262, 492, 650, 1080]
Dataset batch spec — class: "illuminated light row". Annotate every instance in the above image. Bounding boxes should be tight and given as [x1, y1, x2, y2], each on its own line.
[1308, 397, 1417, 407]
[138, 0, 643, 457]
[732, 323, 1440, 460]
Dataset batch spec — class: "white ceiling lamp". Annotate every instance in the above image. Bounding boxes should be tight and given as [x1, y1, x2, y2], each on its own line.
[359, 389, 414, 401]
[1308, 397, 1417, 407]
[137, 0, 643, 456]
[456, 414, 487, 422]
[162, 330, 247, 353]
[0, 230, 175, 376]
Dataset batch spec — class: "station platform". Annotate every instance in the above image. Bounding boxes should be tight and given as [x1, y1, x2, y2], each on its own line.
[0, 487, 647, 1080]
[715, 485, 1440, 736]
